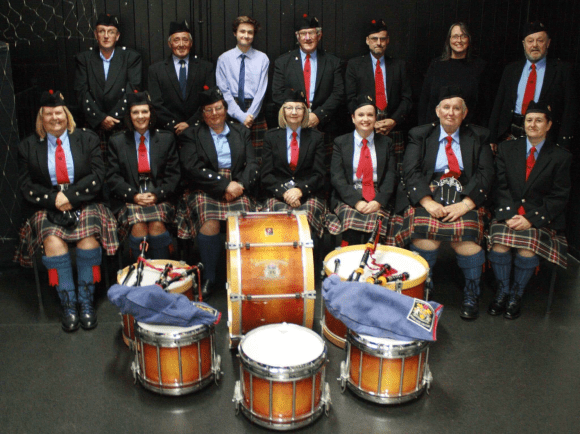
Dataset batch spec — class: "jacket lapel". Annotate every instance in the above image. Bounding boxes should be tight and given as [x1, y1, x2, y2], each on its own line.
[291, 50, 307, 94]
[124, 132, 140, 187]
[104, 50, 122, 93]
[164, 56, 183, 99]
[91, 50, 106, 89]
[148, 131, 159, 180]
[345, 134, 355, 182]
[458, 126, 474, 179]
[227, 124, 241, 173]
[295, 128, 311, 172]
[523, 141, 553, 195]
[199, 125, 220, 171]
[539, 59, 556, 101]
[185, 57, 198, 99]
[384, 57, 393, 102]
[424, 126, 440, 180]
[314, 50, 325, 95]
[36, 137, 51, 182]
[375, 134, 387, 181]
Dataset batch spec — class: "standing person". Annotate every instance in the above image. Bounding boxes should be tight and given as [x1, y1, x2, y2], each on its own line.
[345, 18, 412, 173]
[261, 89, 326, 240]
[74, 13, 142, 153]
[216, 16, 269, 164]
[393, 86, 494, 320]
[14, 90, 119, 332]
[148, 21, 215, 135]
[487, 101, 570, 319]
[177, 87, 259, 299]
[418, 22, 488, 126]
[326, 95, 397, 245]
[272, 14, 344, 170]
[107, 91, 181, 260]
[489, 21, 577, 151]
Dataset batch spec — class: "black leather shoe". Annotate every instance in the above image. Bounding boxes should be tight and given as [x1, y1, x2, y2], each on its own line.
[200, 279, 215, 301]
[488, 292, 509, 316]
[460, 300, 479, 320]
[504, 295, 522, 320]
[61, 304, 80, 332]
[79, 302, 98, 330]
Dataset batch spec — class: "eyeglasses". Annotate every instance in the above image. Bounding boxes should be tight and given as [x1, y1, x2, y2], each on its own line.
[450, 34, 469, 41]
[284, 106, 305, 113]
[97, 29, 118, 37]
[368, 37, 388, 43]
[297, 30, 318, 39]
[203, 106, 225, 114]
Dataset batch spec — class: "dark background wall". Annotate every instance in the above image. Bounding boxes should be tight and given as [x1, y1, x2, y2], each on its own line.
[2, 0, 580, 256]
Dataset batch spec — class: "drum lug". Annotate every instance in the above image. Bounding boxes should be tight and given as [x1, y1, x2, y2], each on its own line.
[233, 381, 243, 415]
[130, 356, 140, 384]
[304, 290, 316, 300]
[303, 240, 314, 248]
[229, 293, 243, 302]
[226, 242, 241, 250]
[339, 361, 348, 393]
[212, 354, 222, 384]
[321, 382, 332, 416]
[395, 280, 403, 293]
[424, 363, 433, 395]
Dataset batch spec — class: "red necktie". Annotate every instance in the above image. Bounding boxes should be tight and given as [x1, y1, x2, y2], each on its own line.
[356, 138, 375, 202]
[137, 135, 150, 173]
[443, 135, 461, 178]
[303, 54, 311, 107]
[375, 61, 387, 111]
[55, 138, 70, 184]
[289, 131, 299, 171]
[521, 63, 536, 115]
[518, 147, 536, 215]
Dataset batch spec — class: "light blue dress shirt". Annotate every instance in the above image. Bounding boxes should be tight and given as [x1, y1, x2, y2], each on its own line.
[47, 131, 75, 185]
[216, 46, 270, 122]
[286, 126, 302, 163]
[210, 123, 232, 169]
[435, 126, 464, 172]
[526, 137, 544, 159]
[352, 130, 378, 183]
[135, 130, 151, 166]
[300, 49, 317, 105]
[515, 58, 546, 114]
[100, 49, 115, 81]
[173, 55, 189, 79]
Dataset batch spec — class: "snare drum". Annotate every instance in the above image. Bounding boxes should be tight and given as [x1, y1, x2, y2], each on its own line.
[131, 322, 220, 396]
[339, 330, 431, 404]
[117, 260, 195, 348]
[322, 245, 429, 348]
[233, 323, 331, 430]
[226, 212, 315, 346]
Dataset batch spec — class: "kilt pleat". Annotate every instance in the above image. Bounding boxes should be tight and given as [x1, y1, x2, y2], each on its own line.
[249, 115, 268, 166]
[13, 203, 119, 268]
[326, 202, 392, 243]
[259, 196, 327, 238]
[116, 202, 176, 242]
[487, 221, 567, 268]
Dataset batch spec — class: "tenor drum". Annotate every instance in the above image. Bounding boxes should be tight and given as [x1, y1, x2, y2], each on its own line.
[117, 260, 195, 348]
[339, 330, 431, 404]
[226, 212, 315, 346]
[131, 322, 220, 396]
[322, 245, 429, 348]
[233, 323, 331, 430]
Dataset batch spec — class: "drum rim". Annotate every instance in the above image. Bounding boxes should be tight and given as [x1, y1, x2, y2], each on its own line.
[347, 330, 429, 358]
[345, 380, 427, 404]
[239, 324, 327, 380]
[136, 323, 213, 346]
[323, 245, 429, 290]
[238, 398, 325, 430]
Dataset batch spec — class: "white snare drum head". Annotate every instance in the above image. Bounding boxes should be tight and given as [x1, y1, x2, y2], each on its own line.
[357, 333, 413, 346]
[326, 247, 427, 282]
[241, 323, 324, 367]
[121, 264, 192, 290]
[137, 322, 204, 334]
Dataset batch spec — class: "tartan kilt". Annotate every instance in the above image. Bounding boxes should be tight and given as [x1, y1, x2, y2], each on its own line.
[391, 205, 489, 248]
[487, 221, 568, 268]
[326, 202, 392, 243]
[260, 196, 328, 238]
[116, 202, 176, 242]
[249, 114, 268, 166]
[13, 203, 119, 268]
[389, 130, 405, 178]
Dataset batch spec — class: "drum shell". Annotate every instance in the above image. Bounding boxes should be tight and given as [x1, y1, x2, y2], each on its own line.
[134, 323, 215, 396]
[344, 330, 430, 404]
[227, 212, 315, 344]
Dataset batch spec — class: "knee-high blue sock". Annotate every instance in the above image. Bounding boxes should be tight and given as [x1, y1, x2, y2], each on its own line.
[488, 249, 512, 295]
[148, 231, 173, 260]
[42, 253, 76, 312]
[76, 247, 102, 306]
[512, 254, 539, 297]
[410, 244, 439, 290]
[128, 234, 143, 260]
[197, 233, 222, 283]
[457, 250, 485, 301]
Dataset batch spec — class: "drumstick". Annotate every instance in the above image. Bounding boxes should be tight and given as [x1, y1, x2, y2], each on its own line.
[348, 218, 384, 282]
[121, 264, 135, 285]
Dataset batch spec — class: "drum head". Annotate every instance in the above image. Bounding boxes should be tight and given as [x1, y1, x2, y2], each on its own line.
[240, 323, 324, 367]
[118, 260, 193, 290]
[356, 333, 413, 346]
[137, 322, 205, 335]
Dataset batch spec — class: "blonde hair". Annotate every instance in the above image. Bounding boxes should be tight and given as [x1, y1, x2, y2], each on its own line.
[35, 105, 76, 139]
[278, 103, 309, 129]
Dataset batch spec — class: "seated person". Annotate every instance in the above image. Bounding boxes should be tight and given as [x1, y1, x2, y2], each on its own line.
[327, 94, 396, 245]
[107, 91, 181, 260]
[14, 90, 118, 332]
[393, 85, 494, 320]
[487, 101, 571, 319]
[260, 89, 326, 241]
[177, 86, 259, 298]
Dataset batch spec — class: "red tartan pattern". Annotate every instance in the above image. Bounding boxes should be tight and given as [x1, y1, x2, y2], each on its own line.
[13, 203, 119, 268]
[487, 221, 568, 268]
[249, 115, 268, 166]
[259, 196, 328, 238]
[116, 202, 176, 242]
[325, 202, 392, 244]
[391, 206, 488, 248]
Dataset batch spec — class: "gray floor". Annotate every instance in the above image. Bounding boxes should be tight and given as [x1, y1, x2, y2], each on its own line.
[1, 245, 579, 434]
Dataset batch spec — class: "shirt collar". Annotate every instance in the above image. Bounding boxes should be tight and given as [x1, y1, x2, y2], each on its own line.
[286, 126, 302, 140]
[300, 49, 317, 61]
[134, 130, 150, 143]
[100, 49, 115, 62]
[525, 57, 547, 71]
[173, 54, 189, 64]
[210, 122, 230, 138]
[235, 46, 254, 59]
[370, 54, 384, 66]
[526, 137, 545, 156]
[354, 130, 375, 147]
[439, 125, 461, 144]
[46, 131, 69, 147]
